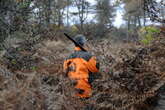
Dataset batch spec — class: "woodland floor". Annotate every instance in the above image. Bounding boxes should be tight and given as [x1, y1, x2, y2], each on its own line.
[0, 32, 165, 110]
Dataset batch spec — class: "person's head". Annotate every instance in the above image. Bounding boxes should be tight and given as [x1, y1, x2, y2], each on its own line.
[74, 34, 86, 47]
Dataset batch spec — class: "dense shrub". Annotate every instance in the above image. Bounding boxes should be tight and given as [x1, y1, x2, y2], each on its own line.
[138, 26, 160, 45]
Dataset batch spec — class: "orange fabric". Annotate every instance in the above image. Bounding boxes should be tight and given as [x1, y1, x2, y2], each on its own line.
[64, 58, 89, 79]
[87, 56, 99, 73]
[74, 47, 81, 51]
[75, 79, 92, 98]
[63, 57, 99, 80]
[63, 47, 99, 98]
[74, 46, 89, 51]
[63, 58, 98, 98]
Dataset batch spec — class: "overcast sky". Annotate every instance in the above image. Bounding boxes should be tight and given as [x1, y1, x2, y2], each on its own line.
[86, 0, 124, 27]
[84, 0, 162, 27]
[67, 0, 125, 28]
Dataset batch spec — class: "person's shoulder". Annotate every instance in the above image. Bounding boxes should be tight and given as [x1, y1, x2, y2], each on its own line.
[67, 51, 93, 61]
[81, 51, 93, 61]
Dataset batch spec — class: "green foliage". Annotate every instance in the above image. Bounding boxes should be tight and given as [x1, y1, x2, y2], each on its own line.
[11, 59, 17, 65]
[31, 66, 37, 71]
[71, 25, 79, 34]
[19, 1, 31, 9]
[139, 26, 160, 45]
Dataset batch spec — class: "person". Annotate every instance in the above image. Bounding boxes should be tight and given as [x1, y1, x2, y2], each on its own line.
[63, 34, 99, 98]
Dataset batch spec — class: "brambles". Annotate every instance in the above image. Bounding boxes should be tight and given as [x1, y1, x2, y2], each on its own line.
[0, 32, 165, 110]
[3, 47, 38, 71]
[88, 32, 165, 110]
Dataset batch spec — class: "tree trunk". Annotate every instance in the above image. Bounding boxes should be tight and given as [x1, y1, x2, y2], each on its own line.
[80, 19, 84, 32]
[58, 11, 61, 27]
[127, 16, 131, 41]
[143, 10, 146, 26]
[45, 0, 51, 25]
[128, 16, 131, 30]
[134, 16, 137, 28]
[66, 0, 69, 27]
[161, 5, 165, 26]
[80, 0, 84, 32]
[138, 16, 141, 27]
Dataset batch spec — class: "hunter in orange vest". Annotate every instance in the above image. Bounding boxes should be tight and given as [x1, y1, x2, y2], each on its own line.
[63, 34, 99, 98]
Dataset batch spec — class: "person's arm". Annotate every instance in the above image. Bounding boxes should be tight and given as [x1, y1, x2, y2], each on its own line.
[63, 60, 67, 72]
[87, 56, 99, 73]
[63, 60, 70, 77]
[87, 56, 99, 84]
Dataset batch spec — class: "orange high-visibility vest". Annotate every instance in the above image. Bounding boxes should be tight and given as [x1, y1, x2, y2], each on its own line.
[63, 47, 99, 98]
[63, 47, 99, 80]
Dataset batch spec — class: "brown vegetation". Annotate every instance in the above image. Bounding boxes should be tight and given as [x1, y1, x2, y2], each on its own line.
[0, 31, 164, 110]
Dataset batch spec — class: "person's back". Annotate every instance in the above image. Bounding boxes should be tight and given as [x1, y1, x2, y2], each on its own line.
[63, 35, 99, 98]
